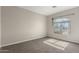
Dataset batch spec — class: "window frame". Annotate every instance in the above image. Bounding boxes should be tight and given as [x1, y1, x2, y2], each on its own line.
[52, 17, 71, 35]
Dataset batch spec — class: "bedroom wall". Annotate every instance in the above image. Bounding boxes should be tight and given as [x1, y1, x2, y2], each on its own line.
[0, 6, 1, 47]
[1, 6, 47, 47]
[47, 7, 79, 43]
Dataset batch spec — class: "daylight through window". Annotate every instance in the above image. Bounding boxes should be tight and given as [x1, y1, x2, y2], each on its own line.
[53, 17, 70, 35]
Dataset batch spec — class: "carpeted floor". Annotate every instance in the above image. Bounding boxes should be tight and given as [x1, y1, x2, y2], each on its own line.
[0, 37, 79, 53]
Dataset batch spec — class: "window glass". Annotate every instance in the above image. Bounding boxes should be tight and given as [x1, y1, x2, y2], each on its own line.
[53, 17, 70, 35]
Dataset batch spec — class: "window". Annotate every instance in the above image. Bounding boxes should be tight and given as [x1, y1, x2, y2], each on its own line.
[52, 17, 70, 35]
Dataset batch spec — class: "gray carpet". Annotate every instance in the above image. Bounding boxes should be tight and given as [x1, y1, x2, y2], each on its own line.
[0, 37, 79, 53]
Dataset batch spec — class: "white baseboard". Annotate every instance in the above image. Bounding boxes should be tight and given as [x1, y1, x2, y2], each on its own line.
[1, 34, 46, 48]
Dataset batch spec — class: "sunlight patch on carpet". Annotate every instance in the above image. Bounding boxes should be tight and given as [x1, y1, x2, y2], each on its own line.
[43, 39, 69, 50]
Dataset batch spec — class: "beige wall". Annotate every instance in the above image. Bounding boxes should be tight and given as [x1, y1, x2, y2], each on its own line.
[1, 6, 79, 47]
[0, 7, 1, 47]
[47, 7, 79, 43]
[1, 6, 47, 47]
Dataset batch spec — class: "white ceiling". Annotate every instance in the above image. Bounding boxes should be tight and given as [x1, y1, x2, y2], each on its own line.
[19, 6, 77, 16]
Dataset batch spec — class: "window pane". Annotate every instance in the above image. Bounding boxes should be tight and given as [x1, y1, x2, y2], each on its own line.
[53, 17, 70, 35]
